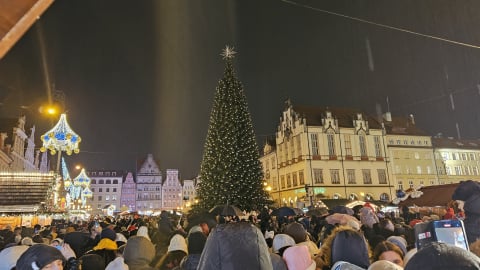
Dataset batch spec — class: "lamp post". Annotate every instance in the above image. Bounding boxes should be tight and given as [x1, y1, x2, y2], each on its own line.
[40, 113, 81, 209]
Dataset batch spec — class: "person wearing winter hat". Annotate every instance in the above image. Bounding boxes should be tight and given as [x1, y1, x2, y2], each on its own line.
[0, 245, 29, 270]
[283, 245, 316, 270]
[315, 226, 371, 269]
[386, 236, 408, 257]
[405, 242, 480, 270]
[123, 236, 156, 270]
[284, 222, 320, 257]
[16, 244, 66, 270]
[368, 260, 404, 270]
[78, 253, 105, 270]
[372, 241, 404, 267]
[272, 234, 296, 255]
[453, 180, 480, 244]
[137, 225, 150, 241]
[197, 221, 273, 270]
[179, 231, 207, 270]
[154, 233, 189, 269]
[83, 228, 118, 267]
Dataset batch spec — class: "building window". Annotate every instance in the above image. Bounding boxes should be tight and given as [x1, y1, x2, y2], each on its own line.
[374, 136, 381, 157]
[113, 188, 117, 192]
[417, 166, 422, 174]
[281, 175, 285, 189]
[380, 193, 390, 202]
[99, 188, 103, 192]
[474, 167, 479, 176]
[292, 173, 298, 186]
[113, 180, 118, 184]
[327, 131, 336, 157]
[347, 169, 356, 184]
[271, 157, 276, 169]
[345, 134, 352, 157]
[299, 170, 304, 185]
[331, 169, 340, 184]
[272, 176, 278, 190]
[98, 196, 102, 201]
[398, 180, 403, 190]
[378, 169, 387, 184]
[359, 132, 367, 158]
[362, 169, 372, 184]
[287, 174, 292, 187]
[310, 134, 319, 156]
[409, 180, 414, 188]
[455, 166, 462, 175]
[414, 152, 420, 159]
[106, 180, 111, 184]
[313, 169, 323, 184]
[91, 188, 95, 192]
[395, 165, 401, 174]
[446, 166, 451, 175]
[106, 195, 110, 201]
[99, 180, 104, 184]
[91, 179, 96, 184]
[427, 166, 432, 174]
[290, 139, 295, 161]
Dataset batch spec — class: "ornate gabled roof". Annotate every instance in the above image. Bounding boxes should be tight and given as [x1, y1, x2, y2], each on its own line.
[432, 137, 480, 150]
[291, 105, 383, 129]
[137, 154, 161, 175]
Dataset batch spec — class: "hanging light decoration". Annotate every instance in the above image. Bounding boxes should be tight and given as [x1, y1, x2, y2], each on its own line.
[40, 114, 81, 155]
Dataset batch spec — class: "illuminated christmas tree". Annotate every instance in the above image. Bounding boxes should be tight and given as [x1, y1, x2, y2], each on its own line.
[195, 46, 268, 211]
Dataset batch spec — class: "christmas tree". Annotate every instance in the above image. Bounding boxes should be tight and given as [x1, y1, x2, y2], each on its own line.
[195, 46, 268, 212]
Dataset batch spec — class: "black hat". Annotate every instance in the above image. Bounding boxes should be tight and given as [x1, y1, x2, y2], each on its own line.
[188, 232, 207, 254]
[79, 254, 105, 270]
[100, 228, 116, 241]
[16, 244, 65, 270]
[405, 242, 480, 270]
[452, 180, 480, 201]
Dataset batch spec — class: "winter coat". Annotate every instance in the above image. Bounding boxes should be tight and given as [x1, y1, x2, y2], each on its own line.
[63, 231, 91, 258]
[123, 236, 156, 270]
[84, 240, 118, 268]
[197, 222, 273, 270]
[178, 254, 201, 270]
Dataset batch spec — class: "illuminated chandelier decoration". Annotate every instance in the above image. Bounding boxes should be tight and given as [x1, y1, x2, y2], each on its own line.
[71, 168, 92, 208]
[40, 114, 81, 155]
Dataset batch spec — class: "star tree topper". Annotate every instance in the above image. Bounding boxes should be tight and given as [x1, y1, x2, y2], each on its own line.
[221, 45, 236, 59]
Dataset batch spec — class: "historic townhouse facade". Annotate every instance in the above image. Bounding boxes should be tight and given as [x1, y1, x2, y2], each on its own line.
[182, 178, 197, 210]
[88, 170, 124, 211]
[0, 116, 48, 172]
[261, 101, 393, 207]
[432, 137, 480, 184]
[384, 113, 438, 191]
[121, 172, 136, 211]
[136, 154, 162, 214]
[162, 169, 183, 210]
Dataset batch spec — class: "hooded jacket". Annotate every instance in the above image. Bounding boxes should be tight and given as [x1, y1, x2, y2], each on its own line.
[124, 236, 156, 270]
[197, 222, 273, 270]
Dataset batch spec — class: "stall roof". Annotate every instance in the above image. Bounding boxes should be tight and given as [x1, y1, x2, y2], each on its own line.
[397, 183, 459, 207]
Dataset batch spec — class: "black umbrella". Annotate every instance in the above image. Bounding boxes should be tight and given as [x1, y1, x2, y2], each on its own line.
[271, 206, 296, 217]
[209, 204, 244, 216]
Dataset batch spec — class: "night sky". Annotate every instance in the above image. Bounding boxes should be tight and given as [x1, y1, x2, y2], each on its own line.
[1, 0, 480, 178]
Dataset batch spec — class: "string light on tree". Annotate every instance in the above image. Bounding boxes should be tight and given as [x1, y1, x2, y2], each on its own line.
[194, 46, 268, 212]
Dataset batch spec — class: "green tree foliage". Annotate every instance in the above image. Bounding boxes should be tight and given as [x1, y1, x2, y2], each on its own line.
[195, 48, 268, 212]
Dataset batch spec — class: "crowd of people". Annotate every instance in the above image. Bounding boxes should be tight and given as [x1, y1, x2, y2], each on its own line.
[2, 180, 480, 270]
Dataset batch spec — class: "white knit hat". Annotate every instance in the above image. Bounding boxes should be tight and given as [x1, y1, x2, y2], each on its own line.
[137, 226, 150, 240]
[168, 234, 188, 254]
[272, 234, 296, 253]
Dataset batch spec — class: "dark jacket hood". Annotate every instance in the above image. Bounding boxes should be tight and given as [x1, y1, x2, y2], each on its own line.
[197, 222, 273, 270]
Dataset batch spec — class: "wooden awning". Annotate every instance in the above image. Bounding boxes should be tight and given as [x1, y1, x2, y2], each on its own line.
[0, 0, 54, 59]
